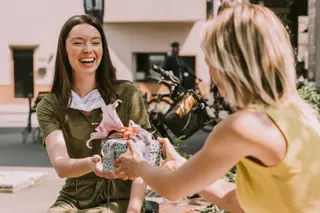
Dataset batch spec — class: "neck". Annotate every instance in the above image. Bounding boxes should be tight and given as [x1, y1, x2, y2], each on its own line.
[72, 73, 96, 98]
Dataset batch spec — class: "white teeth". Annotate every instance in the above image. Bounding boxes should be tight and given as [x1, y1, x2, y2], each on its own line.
[80, 58, 95, 63]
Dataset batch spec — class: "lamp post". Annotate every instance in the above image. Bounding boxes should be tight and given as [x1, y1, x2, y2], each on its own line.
[84, 0, 105, 24]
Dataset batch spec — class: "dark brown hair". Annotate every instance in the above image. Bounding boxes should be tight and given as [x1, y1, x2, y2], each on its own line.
[51, 14, 118, 119]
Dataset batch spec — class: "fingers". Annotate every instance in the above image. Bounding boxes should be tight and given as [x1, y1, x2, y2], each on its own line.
[91, 154, 101, 163]
[114, 157, 122, 168]
[91, 158, 119, 179]
[115, 170, 135, 181]
[157, 137, 181, 160]
[127, 140, 136, 154]
[157, 137, 169, 145]
[116, 171, 126, 180]
[114, 163, 136, 180]
[157, 137, 168, 155]
[157, 137, 174, 150]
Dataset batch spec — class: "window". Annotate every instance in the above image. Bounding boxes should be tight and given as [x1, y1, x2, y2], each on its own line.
[134, 53, 167, 81]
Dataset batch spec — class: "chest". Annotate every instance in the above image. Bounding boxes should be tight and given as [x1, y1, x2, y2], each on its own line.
[62, 108, 125, 156]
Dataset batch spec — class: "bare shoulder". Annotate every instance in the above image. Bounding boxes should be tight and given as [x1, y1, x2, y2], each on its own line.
[207, 108, 276, 148]
[198, 109, 268, 165]
[220, 108, 271, 140]
[210, 108, 286, 165]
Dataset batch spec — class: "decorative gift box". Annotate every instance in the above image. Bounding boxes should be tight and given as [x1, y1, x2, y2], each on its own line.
[86, 100, 162, 172]
[100, 129, 162, 172]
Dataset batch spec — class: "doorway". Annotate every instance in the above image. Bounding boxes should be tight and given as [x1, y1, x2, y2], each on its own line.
[12, 49, 35, 98]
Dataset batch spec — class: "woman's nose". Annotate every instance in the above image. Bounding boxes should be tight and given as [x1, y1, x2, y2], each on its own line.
[83, 43, 93, 53]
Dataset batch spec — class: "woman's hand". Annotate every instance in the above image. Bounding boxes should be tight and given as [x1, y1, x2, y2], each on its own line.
[114, 137, 187, 180]
[89, 154, 118, 179]
[114, 140, 145, 180]
[158, 137, 187, 171]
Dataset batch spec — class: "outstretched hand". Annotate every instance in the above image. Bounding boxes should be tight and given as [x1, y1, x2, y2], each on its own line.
[114, 140, 145, 180]
[88, 154, 118, 179]
[157, 137, 187, 171]
[113, 137, 188, 180]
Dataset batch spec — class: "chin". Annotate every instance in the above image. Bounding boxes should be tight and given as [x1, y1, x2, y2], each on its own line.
[74, 68, 97, 76]
[84, 69, 97, 75]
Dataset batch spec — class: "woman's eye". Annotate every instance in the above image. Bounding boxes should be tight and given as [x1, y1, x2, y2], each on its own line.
[73, 42, 83, 45]
[92, 42, 101, 45]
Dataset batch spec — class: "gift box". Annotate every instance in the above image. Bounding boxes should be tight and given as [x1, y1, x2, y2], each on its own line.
[86, 100, 162, 173]
[101, 137, 162, 172]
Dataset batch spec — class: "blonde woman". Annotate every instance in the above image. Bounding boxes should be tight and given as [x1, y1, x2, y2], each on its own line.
[106, 4, 320, 213]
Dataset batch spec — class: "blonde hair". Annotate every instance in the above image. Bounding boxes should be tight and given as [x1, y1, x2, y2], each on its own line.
[218, 0, 242, 15]
[201, 4, 320, 128]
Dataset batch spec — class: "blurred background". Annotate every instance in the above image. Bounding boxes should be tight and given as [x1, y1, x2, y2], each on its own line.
[0, 0, 312, 128]
[0, 0, 317, 212]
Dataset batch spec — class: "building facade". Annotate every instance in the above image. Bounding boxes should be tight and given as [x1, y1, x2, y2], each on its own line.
[0, 0, 209, 126]
[0, 0, 209, 104]
[0, 0, 309, 127]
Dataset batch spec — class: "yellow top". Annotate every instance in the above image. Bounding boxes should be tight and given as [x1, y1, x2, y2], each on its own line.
[236, 102, 320, 213]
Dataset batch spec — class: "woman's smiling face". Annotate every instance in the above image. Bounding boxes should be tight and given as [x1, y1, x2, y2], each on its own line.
[66, 23, 103, 76]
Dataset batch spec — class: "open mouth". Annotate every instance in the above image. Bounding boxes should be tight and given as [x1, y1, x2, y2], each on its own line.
[79, 58, 96, 64]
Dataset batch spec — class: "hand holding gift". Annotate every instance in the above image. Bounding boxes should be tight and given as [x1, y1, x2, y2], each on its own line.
[88, 154, 119, 179]
[114, 137, 188, 180]
[86, 100, 162, 176]
[114, 140, 145, 180]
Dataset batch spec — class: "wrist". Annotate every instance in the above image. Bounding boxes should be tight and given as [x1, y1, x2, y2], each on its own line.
[134, 160, 146, 177]
[86, 157, 94, 172]
[127, 202, 141, 213]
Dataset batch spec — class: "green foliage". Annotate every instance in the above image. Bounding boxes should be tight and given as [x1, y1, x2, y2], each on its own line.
[298, 83, 320, 114]
[196, 204, 224, 213]
[223, 169, 237, 184]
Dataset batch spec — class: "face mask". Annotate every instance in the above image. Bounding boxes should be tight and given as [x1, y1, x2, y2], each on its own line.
[69, 89, 106, 112]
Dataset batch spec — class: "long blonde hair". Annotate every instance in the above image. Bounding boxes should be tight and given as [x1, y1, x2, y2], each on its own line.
[201, 4, 320, 128]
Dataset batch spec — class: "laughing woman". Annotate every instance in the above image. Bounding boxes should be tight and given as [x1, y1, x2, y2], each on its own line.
[36, 15, 149, 213]
[114, 4, 320, 213]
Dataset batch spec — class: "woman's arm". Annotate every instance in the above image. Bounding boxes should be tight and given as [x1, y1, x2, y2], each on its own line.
[200, 179, 244, 213]
[118, 111, 265, 201]
[127, 178, 146, 213]
[159, 138, 243, 212]
[45, 130, 93, 178]
[37, 96, 94, 178]
[45, 130, 111, 179]
[37, 95, 114, 179]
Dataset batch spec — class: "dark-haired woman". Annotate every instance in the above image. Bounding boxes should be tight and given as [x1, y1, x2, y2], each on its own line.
[37, 15, 149, 213]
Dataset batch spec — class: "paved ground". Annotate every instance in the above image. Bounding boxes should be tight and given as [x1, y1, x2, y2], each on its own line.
[0, 166, 64, 213]
[0, 127, 210, 213]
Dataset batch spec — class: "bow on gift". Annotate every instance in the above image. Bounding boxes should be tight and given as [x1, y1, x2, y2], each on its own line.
[86, 100, 152, 149]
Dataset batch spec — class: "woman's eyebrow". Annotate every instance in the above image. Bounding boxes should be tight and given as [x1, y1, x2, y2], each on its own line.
[70, 37, 84, 41]
[70, 37, 101, 40]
